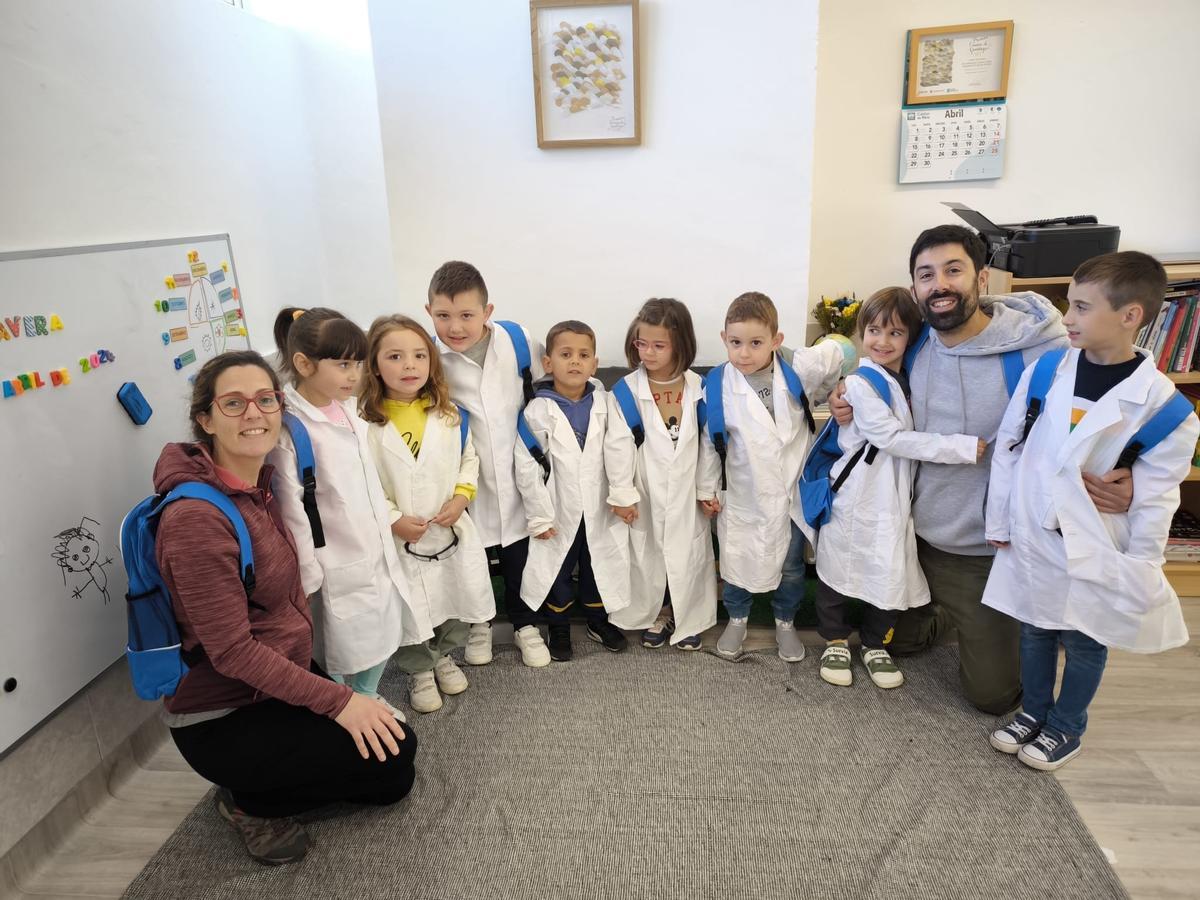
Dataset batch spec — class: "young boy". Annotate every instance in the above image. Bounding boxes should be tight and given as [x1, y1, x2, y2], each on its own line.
[513, 320, 639, 661]
[426, 260, 551, 668]
[700, 292, 848, 661]
[985, 251, 1197, 771]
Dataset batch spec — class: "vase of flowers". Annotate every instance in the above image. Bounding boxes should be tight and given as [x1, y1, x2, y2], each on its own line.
[812, 293, 860, 337]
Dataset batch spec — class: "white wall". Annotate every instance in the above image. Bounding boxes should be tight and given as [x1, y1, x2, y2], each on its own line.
[0, 0, 397, 349]
[808, 0, 1200, 307]
[370, 0, 820, 365]
[0, 0, 395, 855]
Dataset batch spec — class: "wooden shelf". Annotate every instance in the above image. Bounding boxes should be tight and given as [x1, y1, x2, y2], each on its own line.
[1168, 372, 1200, 384]
[1164, 561, 1200, 596]
[1188, 467, 1200, 482]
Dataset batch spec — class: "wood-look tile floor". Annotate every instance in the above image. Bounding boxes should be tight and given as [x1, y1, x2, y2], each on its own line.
[4, 607, 1198, 900]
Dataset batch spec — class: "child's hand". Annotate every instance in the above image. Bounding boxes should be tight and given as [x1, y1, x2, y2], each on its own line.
[611, 504, 638, 525]
[987, 539, 1010, 549]
[430, 495, 469, 527]
[700, 498, 722, 518]
[535, 527, 557, 540]
[829, 382, 854, 427]
[976, 438, 988, 462]
[392, 515, 429, 543]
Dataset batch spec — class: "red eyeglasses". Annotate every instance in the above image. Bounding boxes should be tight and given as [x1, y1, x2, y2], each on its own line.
[212, 390, 285, 417]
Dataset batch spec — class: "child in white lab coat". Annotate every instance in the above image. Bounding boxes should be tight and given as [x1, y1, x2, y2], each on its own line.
[812, 288, 984, 689]
[514, 320, 639, 662]
[985, 252, 1197, 771]
[269, 307, 417, 719]
[699, 292, 848, 663]
[607, 298, 718, 650]
[360, 315, 496, 713]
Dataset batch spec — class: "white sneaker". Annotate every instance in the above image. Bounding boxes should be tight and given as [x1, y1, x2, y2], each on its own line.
[372, 694, 407, 723]
[433, 655, 469, 695]
[514, 625, 552, 668]
[409, 670, 442, 713]
[775, 619, 806, 663]
[819, 642, 852, 686]
[464, 621, 493, 665]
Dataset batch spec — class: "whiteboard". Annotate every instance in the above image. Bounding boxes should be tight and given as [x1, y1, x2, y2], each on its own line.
[0, 235, 251, 753]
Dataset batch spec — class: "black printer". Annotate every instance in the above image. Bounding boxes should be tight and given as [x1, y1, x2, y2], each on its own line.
[943, 202, 1120, 278]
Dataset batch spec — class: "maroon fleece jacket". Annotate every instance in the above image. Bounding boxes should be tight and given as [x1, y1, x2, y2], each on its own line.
[154, 442, 351, 718]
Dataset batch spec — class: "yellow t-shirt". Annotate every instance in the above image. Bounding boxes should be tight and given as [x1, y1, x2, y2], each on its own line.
[382, 398, 475, 501]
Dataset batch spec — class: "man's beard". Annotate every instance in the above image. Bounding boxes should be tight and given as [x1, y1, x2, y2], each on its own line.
[922, 288, 978, 331]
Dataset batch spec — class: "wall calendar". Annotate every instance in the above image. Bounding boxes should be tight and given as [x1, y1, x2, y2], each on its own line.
[898, 101, 1006, 184]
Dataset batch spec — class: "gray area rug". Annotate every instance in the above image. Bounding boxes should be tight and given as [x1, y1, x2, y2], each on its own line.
[124, 639, 1128, 900]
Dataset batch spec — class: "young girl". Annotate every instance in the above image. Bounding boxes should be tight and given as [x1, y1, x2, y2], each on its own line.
[360, 315, 496, 713]
[269, 307, 421, 718]
[812, 288, 985, 688]
[607, 298, 718, 649]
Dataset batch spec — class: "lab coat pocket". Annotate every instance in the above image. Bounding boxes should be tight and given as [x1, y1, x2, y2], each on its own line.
[607, 519, 632, 564]
[322, 560, 381, 620]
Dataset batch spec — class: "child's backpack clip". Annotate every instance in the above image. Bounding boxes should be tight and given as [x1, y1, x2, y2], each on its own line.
[120, 482, 255, 700]
[798, 366, 892, 528]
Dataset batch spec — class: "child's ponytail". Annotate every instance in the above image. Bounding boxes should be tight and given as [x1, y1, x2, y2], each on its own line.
[273, 306, 367, 385]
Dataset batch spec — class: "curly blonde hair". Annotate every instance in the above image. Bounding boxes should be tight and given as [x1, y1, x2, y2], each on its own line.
[359, 315, 459, 427]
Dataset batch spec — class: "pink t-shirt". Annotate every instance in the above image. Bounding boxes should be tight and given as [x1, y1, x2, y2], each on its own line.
[321, 400, 353, 429]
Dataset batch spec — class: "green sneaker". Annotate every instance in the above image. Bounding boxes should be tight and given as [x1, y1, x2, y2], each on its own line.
[819, 642, 852, 686]
[861, 647, 904, 689]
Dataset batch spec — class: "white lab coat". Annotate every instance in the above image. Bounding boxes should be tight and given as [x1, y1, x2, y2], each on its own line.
[514, 379, 638, 613]
[983, 349, 1197, 653]
[814, 360, 979, 610]
[698, 343, 845, 594]
[606, 367, 719, 643]
[366, 407, 496, 636]
[439, 323, 545, 549]
[268, 386, 420, 675]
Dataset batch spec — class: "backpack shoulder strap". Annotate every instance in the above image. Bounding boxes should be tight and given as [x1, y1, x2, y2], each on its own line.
[851, 366, 892, 407]
[280, 411, 325, 549]
[776, 352, 816, 434]
[1011, 348, 1067, 450]
[495, 320, 535, 404]
[517, 409, 550, 482]
[611, 376, 644, 448]
[1116, 391, 1196, 470]
[703, 364, 728, 490]
[456, 405, 469, 452]
[1001, 349, 1026, 397]
[904, 323, 931, 374]
[158, 482, 255, 594]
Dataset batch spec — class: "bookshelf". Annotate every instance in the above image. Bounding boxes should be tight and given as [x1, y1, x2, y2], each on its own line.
[988, 261, 1200, 595]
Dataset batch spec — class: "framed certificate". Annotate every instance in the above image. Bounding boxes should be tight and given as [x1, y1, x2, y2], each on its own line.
[904, 20, 1014, 106]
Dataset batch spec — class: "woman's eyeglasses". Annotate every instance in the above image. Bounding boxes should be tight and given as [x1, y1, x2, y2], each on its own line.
[213, 390, 285, 417]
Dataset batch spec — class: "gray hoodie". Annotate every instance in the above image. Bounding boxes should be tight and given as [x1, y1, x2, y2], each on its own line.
[909, 291, 1068, 556]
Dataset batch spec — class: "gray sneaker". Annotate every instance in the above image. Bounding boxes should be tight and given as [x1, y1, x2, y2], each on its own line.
[214, 787, 309, 865]
[716, 617, 748, 658]
[775, 619, 806, 663]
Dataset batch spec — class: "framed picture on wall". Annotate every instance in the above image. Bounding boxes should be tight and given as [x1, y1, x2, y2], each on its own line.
[904, 20, 1014, 105]
[529, 0, 641, 148]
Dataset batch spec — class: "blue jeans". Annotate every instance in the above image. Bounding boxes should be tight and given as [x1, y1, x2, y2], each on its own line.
[1020, 623, 1108, 738]
[722, 522, 807, 621]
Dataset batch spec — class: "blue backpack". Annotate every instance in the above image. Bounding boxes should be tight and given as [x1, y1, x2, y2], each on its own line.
[799, 366, 893, 528]
[702, 354, 814, 489]
[1010, 348, 1195, 467]
[495, 319, 550, 481]
[904, 323, 1026, 397]
[120, 483, 256, 700]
